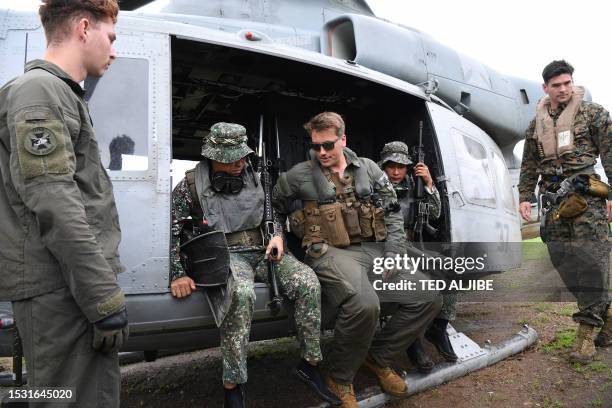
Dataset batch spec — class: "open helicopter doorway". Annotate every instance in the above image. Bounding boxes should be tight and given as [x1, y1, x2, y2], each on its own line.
[169, 36, 451, 251]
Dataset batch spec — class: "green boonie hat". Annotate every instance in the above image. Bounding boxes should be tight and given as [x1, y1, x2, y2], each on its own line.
[378, 141, 413, 168]
[201, 122, 254, 163]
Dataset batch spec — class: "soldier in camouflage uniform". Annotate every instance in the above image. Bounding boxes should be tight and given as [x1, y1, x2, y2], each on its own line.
[170, 122, 340, 407]
[273, 112, 441, 407]
[378, 141, 458, 372]
[518, 60, 612, 363]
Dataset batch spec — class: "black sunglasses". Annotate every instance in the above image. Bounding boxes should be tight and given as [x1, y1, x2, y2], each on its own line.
[309, 137, 340, 152]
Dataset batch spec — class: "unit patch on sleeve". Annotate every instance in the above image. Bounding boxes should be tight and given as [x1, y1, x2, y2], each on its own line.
[16, 119, 70, 179]
[24, 126, 58, 156]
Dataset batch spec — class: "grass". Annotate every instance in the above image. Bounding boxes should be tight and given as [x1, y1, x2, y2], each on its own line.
[542, 328, 576, 353]
[571, 362, 588, 373]
[522, 237, 548, 261]
[589, 397, 603, 407]
[516, 318, 529, 325]
[556, 304, 577, 317]
[542, 398, 564, 408]
[534, 302, 552, 312]
[587, 362, 608, 372]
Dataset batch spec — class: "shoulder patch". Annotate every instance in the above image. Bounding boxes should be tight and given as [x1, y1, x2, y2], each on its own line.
[23, 126, 57, 156]
[16, 119, 69, 179]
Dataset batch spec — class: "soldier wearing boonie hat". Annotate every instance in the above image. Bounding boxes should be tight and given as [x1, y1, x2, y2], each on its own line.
[378, 141, 413, 168]
[201, 122, 254, 163]
[168, 121, 338, 407]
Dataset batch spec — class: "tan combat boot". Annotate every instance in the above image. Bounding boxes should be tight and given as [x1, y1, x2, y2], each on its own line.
[568, 323, 596, 363]
[594, 306, 612, 347]
[363, 354, 409, 397]
[324, 377, 358, 408]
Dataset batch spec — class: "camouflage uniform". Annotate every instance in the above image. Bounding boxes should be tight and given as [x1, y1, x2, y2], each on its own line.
[170, 123, 322, 385]
[379, 141, 456, 322]
[518, 99, 611, 327]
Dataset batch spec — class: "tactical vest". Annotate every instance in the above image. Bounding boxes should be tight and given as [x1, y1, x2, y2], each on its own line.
[395, 177, 416, 232]
[535, 86, 585, 163]
[185, 161, 264, 234]
[289, 160, 387, 248]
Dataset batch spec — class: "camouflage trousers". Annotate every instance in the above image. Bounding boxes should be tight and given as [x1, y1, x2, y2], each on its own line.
[439, 292, 457, 321]
[542, 195, 611, 327]
[221, 250, 322, 384]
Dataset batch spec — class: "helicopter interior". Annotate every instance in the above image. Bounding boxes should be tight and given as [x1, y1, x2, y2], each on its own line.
[170, 36, 451, 249]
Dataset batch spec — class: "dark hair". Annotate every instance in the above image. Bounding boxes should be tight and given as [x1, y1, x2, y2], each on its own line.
[303, 112, 345, 137]
[39, 0, 119, 45]
[542, 60, 574, 84]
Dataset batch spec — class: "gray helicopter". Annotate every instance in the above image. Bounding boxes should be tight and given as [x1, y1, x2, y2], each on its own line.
[0, 0, 543, 404]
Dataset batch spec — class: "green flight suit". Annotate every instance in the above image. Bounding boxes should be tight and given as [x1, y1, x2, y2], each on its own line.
[273, 147, 441, 384]
[0, 60, 125, 407]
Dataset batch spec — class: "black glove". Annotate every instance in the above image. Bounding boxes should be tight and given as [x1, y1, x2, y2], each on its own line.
[93, 308, 129, 353]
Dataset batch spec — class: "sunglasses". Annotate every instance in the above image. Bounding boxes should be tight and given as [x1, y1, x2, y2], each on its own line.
[309, 137, 341, 152]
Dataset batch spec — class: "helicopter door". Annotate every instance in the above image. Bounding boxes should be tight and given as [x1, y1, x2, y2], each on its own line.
[426, 101, 522, 271]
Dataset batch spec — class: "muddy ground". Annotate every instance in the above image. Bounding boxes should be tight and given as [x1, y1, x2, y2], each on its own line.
[1, 244, 611, 407]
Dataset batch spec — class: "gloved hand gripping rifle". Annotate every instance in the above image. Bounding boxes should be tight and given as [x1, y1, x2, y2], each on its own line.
[258, 114, 282, 314]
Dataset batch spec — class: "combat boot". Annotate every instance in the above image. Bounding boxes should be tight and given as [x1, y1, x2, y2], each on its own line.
[569, 323, 596, 363]
[295, 359, 342, 405]
[425, 318, 458, 362]
[223, 383, 246, 408]
[406, 338, 434, 373]
[363, 354, 409, 397]
[324, 377, 358, 408]
[594, 306, 612, 347]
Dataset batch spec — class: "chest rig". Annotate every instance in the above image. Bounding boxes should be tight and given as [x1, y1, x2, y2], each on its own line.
[289, 160, 387, 248]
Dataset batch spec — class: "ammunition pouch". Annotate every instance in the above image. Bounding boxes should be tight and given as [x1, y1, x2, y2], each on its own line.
[358, 204, 375, 239]
[558, 192, 588, 218]
[341, 201, 362, 244]
[180, 230, 231, 287]
[584, 174, 610, 198]
[372, 206, 387, 241]
[320, 202, 351, 248]
[289, 209, 306, 239]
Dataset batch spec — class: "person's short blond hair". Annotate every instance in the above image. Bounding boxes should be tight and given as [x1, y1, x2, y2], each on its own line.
[303, 112, 345, 137]
[39, 0, 119, 45]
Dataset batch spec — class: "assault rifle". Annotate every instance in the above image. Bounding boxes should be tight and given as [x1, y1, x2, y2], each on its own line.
[412, 121, 437, 249]
[258, 115, 282, 314]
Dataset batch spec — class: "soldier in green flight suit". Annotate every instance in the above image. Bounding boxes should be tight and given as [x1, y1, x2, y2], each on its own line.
[169, 122, 340, 407]
[273, 112, 441, 407]
[0, 1, 128, 407]
[518, 60, 612, 363]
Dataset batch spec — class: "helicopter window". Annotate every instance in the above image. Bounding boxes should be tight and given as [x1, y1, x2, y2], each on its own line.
[491, 151, 516, 214]
[87, 57, 149, 171]
[452, 129, 496, 208]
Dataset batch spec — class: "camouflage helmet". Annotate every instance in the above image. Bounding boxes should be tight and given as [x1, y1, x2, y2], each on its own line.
[378, 141, 413, 168]
[201, 122, 254, 163]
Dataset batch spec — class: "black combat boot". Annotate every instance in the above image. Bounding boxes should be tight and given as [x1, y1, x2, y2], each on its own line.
[406, 337, 434, 373]
[594, 306, 612, 347]
[295, 359, 342, 405]
[223, 383, 246, 408]
[425, 318, 458, 362]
